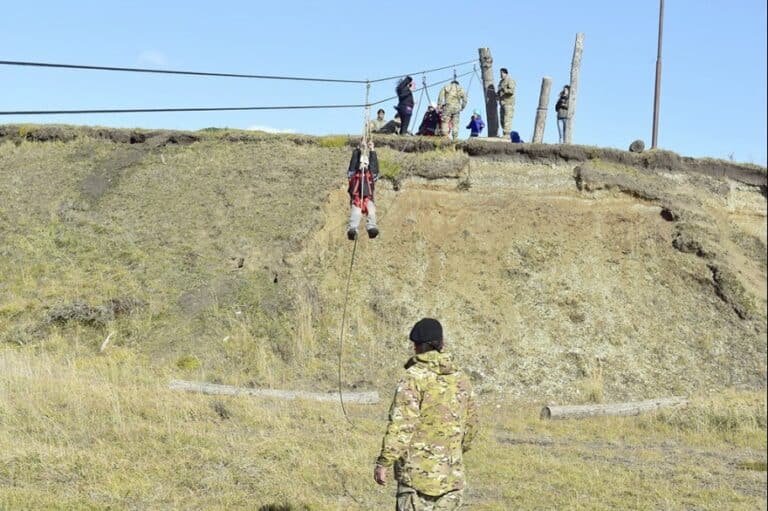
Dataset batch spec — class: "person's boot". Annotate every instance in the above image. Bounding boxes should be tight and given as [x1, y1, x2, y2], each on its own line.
[347, 229, 357, 241]
[367, 227, 379, 239]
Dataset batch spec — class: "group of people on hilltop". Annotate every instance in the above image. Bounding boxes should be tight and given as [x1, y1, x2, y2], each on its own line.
[369, 75, 477, 141]
[349, 71, 572, 242]
[369, 68, 571, 144]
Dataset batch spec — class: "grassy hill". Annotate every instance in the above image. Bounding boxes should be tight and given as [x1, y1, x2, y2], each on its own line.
[0, 125, 766, 509]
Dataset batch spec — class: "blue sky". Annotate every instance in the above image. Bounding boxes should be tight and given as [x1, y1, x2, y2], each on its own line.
[2, 0, 766, 165]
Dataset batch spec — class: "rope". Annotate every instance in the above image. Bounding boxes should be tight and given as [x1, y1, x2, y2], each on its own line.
[0, 71, 474, 117]
[367, 59, 476, 83]
[409, 81, 427, 135]
[337, 235, 359, 427]
[0, 104, 367, 116]
[0, 58, 476, 85]
[368, 70, 473, 108]
[422, 75, 434, 107]
[336, 81, 375, 426]
[465, 65, 477, 101]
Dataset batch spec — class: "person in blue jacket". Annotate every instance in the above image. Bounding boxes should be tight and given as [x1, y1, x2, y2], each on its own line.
[466, 111, 485, 137]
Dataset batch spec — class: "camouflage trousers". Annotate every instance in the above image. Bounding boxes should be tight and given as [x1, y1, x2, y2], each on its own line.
[396, 484, 463, 511]
[499, 100, 515, 136]
[440, 111, 461, 140]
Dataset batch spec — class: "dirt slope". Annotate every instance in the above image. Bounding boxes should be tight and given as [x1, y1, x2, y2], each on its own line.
[0, 126, 765, 404]
[305, 156, 767, 401]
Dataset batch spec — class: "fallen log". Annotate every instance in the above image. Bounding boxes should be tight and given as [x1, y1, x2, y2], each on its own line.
[540, 396, 688, 420]
[169, 379, 379, 405]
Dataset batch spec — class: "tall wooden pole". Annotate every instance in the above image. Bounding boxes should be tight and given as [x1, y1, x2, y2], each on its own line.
[652, 0, 664, 149]
[565, 33, 584, 144]
[532, 76, 552, 143]
[478, 48, 499, 138]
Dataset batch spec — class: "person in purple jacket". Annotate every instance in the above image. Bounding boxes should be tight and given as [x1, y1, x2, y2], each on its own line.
[466, 111, 485, 137]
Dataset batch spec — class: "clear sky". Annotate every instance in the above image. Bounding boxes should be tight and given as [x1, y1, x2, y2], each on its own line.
[2, 0, 766, 165]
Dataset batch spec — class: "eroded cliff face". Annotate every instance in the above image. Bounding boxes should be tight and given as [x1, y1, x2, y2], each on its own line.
[302, 155, 766, 401]
[0, 126, 765, 403]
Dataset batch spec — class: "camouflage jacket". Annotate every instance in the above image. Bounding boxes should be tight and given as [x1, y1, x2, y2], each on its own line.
[497, 75, 516, 103]
[438, 83, 467, 114]
[376, 350, 478, 496]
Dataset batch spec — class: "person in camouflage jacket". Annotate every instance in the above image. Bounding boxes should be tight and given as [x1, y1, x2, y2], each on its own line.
[374, 318, 478, 510]
[438, 81, 468, 141]
[497, 67, 516, 137]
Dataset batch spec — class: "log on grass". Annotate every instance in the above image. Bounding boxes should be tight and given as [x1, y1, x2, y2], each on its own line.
[540, 396, 688, 420]
[169, 379, 379, 404]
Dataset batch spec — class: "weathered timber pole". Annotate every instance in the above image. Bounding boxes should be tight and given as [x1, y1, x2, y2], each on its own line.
[540, 396, 688, 420]
[565, 33, 584, 144]
[169, 379, 380, 404]
[652, 0, 665, 149]
[532, 76, 552, 143]
[478, 48, 499, 138]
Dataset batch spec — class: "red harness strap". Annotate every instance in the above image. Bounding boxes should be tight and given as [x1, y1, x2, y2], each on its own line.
[349, 170, 374, 214]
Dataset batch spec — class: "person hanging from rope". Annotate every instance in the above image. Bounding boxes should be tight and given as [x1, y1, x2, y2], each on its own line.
[346, 140, 379, 240]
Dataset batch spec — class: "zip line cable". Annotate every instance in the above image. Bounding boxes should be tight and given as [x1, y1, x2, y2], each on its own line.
[0, 58, 475, 85]
[0, 104, 367, 116]
[368, 70, 474, 107]
[0, 59, 365, 83]
[0, 71, 474, 117]
[367, 59, 476, 83]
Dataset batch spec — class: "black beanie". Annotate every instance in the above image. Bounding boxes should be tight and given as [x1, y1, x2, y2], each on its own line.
[409, 318, 443, 345]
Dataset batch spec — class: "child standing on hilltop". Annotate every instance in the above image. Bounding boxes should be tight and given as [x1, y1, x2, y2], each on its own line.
[466, 111, 485, 137]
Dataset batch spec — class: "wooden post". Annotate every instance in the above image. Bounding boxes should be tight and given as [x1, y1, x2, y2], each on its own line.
[169, 379, 380, 405]
[532, 76, 552, 143]
[652, 0, 664, 149]
[565, 33, 584, 144]
[478, 48, 499, 138]
[540, 396, 688, 420]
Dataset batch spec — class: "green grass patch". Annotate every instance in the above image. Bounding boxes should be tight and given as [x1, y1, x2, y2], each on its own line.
[318, 135, 349, 148]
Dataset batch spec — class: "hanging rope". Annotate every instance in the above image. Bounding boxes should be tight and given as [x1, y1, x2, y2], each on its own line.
[337, 234, 359, 427]
[422, 75, 434, 107]
[465, 65, 477, 101]
[336, 80, 375, 427]
[408, 79, 428, 135]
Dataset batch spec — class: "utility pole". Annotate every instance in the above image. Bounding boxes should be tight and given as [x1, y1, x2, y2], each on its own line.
[652, 0, 664, 149]
[532, 76, 552, 143]
[478, 48, 499, 137]
[565, 33, 584, 144]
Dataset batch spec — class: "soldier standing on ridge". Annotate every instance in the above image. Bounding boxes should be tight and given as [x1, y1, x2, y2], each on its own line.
[438, 80, 467, 141]
[374, 318, 478, 510]
[497, 67, 516, 137]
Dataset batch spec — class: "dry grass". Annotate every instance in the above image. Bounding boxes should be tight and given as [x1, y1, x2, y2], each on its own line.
[0, 349, 765, 509]
[0, 126, 766, 508]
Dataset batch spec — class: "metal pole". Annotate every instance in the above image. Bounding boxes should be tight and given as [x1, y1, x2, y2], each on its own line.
[652, 0, 664, 149]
